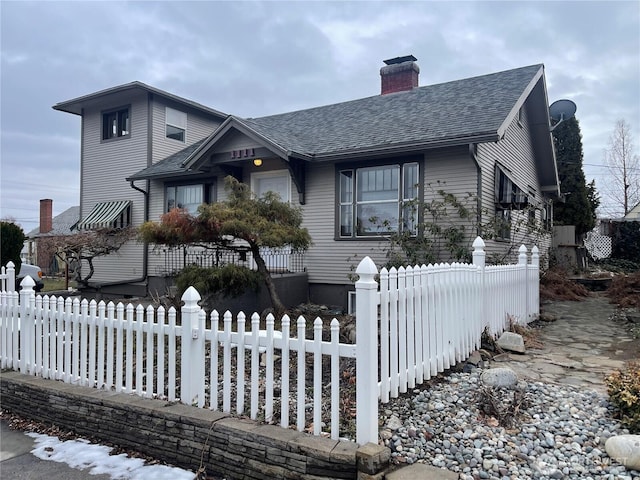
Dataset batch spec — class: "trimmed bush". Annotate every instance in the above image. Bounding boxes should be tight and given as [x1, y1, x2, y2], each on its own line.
[605, 361, 640, 433]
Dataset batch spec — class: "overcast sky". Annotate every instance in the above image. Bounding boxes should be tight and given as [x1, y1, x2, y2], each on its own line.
[1, 1, 639, 234]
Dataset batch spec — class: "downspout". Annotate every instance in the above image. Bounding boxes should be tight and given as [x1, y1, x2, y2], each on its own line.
[469, 143, 482, 236]
[121, 93, 152, 289]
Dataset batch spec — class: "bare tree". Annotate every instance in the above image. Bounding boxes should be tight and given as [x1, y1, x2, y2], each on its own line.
[604, 119, 640, 216]
[49, 228, 135, 287]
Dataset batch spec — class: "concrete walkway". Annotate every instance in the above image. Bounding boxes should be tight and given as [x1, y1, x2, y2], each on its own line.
[492, 293, 640, 393]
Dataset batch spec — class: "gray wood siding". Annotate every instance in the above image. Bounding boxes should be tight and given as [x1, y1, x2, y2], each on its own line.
[302, 163, 390, 285]
[213, 130, 263, 152]
[423, 147, 479, 261]
[150, 99, 221, 163]
[303, 149, 479, 285]
[477, 102, 551, 263]
[80, 92, 149, 283]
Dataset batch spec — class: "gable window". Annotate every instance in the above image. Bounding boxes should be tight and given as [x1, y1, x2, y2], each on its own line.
[102, 107, 129, 140]
[339, 162, 419, 237]
[166, 107, 187, 142]
[166, 181, 216, 215]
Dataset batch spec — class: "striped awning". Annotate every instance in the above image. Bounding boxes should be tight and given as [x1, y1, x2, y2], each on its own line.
[77, 200, 131, 230]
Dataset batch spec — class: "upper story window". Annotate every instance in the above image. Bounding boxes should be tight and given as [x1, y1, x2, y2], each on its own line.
[166, 107, 187, 142]
[102, 107, 130, 140]
[339, 162, 419, 238]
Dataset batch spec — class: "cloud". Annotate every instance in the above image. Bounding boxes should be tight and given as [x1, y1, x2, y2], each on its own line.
[0, 0, 638, 231]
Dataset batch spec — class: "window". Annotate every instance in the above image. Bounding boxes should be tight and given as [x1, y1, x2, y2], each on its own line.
[77, 200, 131, 230]
[166, 182, 216, 214]
[495, 166, 528, 209]
[166, 107, 187, 142]
[496, 209, 511, 240]
[102, 107, 129, 140]
[542, 202, 553, 231]
[251, 171, 290, 202]
[339, 162, 419, 237]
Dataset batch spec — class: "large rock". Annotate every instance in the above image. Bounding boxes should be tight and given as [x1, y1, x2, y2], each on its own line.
[605, 434, 640, 471]
[480, 367, 519, 388]
[497, 331, 525, 353]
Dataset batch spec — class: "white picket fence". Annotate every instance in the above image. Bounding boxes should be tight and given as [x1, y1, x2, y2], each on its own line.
[0, 262, 16, 293]
[0, 237, 539, 445]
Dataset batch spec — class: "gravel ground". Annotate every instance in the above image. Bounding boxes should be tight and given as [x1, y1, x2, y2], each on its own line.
[379, 370, 638, 480]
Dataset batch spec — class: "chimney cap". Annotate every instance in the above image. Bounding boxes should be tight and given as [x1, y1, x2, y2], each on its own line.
[383, 55, 417, 66]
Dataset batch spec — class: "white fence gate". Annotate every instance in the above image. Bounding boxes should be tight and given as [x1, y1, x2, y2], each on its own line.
[0, 237, 539, 445]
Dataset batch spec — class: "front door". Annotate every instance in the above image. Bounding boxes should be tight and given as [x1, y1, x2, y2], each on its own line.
[251, 170, 291, 271]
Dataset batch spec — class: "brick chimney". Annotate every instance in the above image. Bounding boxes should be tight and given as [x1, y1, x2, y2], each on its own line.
[380, 55, 420, 95]
[40, 199, 53, 234]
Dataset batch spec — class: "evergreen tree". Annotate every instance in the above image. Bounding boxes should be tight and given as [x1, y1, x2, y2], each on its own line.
[0, 221, 26, 271]
[552, 117, 597, 237]
[140, 176, 312, 314]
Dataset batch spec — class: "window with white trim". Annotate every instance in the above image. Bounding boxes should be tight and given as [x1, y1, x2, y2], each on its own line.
[251, 170, 291, 202]
[166, 107, 187, 142]
[166, 182, 216, 214]
[339, 162, 419, 237]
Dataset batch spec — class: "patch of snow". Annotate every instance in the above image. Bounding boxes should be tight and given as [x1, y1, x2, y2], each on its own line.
[26, 432, 195, 480]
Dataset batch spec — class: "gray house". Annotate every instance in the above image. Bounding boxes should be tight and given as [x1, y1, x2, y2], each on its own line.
[54, 57, 559, 308]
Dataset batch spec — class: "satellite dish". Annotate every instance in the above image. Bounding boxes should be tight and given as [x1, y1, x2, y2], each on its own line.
[549, 99, 577, 122]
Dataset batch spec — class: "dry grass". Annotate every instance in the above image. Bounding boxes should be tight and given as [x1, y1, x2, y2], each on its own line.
[539, 268, 591, 301]
[606, 271, 640, 308]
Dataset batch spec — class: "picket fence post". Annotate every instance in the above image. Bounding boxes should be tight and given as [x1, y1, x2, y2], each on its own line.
[472, 236, 486, 333]
[181, 286, 204, 406]
[355, 256, 379, 446]
[519, 245, 528, 323]
[18, 276, 36, 374]
[4, 261, 16, 292]
[530, 246, 540, 321]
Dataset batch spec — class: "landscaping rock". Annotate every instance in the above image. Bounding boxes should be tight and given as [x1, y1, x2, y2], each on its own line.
[480, 367, 519, 388]
[605, 434, 640, 471]
[496, 331, 525, 353]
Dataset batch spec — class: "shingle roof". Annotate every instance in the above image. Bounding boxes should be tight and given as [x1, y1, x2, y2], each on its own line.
[127, 138, 208, 180]
[242, 64, 542, 157]
[27, 206, 80, 238]
[130, 64, 544, 179]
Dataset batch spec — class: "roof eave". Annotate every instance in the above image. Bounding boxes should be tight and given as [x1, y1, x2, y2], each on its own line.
[496, 65, 544, 139]
[306, 133, 500, 162]
[127, 169, 203, 182]
[183, 116, 292, 169]
[53, 81, 227, 119]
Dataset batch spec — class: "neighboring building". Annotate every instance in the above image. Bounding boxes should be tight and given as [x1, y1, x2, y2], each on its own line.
[54, 57, 560, 307]
[24, 199, 80, 274]
[623, 201, 640, 220]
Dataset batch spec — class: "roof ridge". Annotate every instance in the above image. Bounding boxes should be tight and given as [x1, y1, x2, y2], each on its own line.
[249, 64, 543, 122]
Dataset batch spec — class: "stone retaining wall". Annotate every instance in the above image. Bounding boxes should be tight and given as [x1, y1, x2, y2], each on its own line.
[0, 372, 390, 479]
